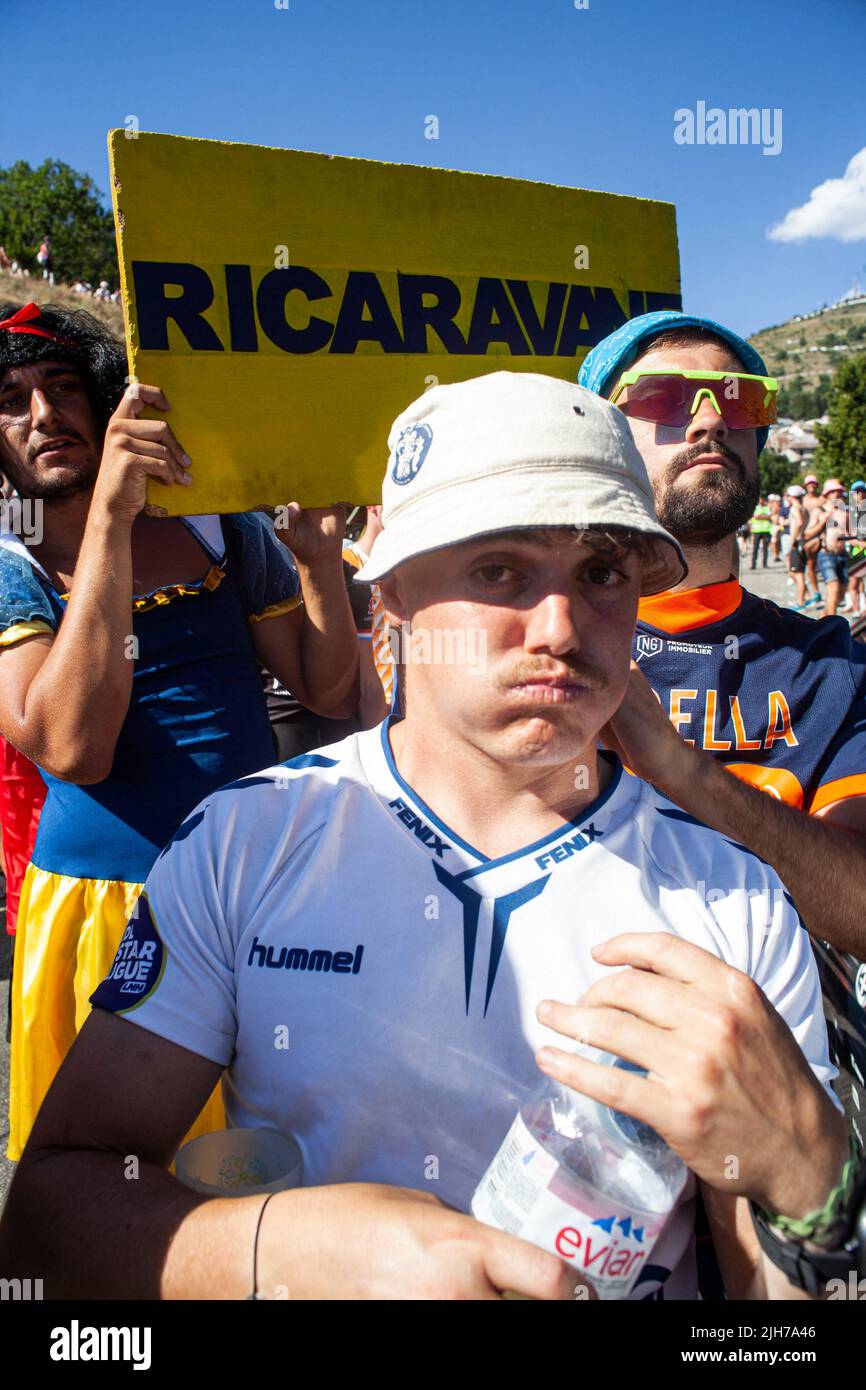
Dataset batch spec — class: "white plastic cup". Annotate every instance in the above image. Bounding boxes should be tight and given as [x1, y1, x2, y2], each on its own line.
[175, 1127, 303, 1197]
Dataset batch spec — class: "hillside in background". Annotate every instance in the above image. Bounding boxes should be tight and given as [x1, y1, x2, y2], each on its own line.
[0, 273, 124, 337]
[749, 296, 866, 418]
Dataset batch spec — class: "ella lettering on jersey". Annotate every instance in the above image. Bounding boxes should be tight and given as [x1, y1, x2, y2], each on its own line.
[655, 687, 797, 752]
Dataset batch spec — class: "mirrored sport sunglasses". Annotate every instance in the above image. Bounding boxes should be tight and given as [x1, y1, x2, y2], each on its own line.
[610, 368, 778, 430]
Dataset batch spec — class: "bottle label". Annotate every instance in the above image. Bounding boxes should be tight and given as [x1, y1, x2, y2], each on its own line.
[471, 1112, 667, 1299]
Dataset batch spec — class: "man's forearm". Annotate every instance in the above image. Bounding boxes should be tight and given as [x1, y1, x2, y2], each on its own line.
[294, 558, 360, 717]
[23, 509, 134, 778]
[0, 1148, 263, 1299]
[657, 748, 866, 954]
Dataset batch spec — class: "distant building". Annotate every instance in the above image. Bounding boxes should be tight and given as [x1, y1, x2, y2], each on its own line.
[835, 277, 866, 309]
[767, 421, 821, 466]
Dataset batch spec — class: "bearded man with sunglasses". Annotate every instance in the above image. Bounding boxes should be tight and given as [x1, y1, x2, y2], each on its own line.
[580, 312, 866, 1148]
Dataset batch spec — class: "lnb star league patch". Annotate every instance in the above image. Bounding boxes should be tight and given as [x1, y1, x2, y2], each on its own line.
[90, 895, 166, 1015]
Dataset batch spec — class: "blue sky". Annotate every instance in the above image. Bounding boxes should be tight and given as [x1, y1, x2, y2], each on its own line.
[3, 0, 864, 337]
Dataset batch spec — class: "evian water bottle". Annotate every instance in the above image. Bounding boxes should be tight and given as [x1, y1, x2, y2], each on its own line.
[471, 1053, 688, 1299]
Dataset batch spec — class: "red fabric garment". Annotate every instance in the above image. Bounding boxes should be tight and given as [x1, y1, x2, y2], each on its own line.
[0, 302, 66, 342]
[0, 735, 47, 935]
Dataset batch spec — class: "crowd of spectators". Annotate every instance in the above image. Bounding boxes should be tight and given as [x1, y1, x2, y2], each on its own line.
[0, 238, 121, 303]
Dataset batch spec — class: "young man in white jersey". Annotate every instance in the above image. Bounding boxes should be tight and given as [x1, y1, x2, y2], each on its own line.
[0, 373, 851, 1301]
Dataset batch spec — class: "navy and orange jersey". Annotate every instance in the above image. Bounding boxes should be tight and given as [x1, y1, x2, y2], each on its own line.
[633, 579, 866, 815]
[342, 542, 396, 709]
[0, 513, 301, 883]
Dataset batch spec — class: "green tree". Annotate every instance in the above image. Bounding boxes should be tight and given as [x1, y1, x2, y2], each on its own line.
[777, 373, 830, 421]
[814, 354, 866, 486]
[757, 448, 800, 496]
[778, 376, 805, 418]
[0, 159, 118, 286]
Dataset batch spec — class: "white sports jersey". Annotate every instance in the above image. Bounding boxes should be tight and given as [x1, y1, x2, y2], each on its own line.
[92, 718, 839, 1301]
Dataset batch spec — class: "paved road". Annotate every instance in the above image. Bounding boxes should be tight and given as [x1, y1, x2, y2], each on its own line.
[0, 555, 851, 1218]
[740, 544, 816, 610]
[739, 540, 862, 624]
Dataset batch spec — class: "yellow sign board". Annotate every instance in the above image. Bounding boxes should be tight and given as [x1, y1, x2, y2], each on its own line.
[108, 131, 680, 515]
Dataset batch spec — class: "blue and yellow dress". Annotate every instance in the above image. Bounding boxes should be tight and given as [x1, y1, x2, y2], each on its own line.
[1, 513, 301, 1159]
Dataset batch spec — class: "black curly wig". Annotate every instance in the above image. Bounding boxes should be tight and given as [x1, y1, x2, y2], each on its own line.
[0, 301, 128, 436]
